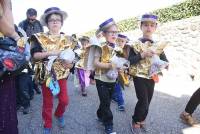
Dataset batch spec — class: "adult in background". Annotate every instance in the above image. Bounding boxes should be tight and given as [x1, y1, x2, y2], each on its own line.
[19, 8, 43, 37]
[19, 8, 43, 94]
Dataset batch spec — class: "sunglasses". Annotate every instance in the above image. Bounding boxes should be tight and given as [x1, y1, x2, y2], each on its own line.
[28, 19, 36, 22]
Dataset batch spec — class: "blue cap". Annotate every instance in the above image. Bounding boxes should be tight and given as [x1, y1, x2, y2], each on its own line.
[141, 14, 158, 23]
[98, 18, 116, 31]
[118, 34, 127, 39]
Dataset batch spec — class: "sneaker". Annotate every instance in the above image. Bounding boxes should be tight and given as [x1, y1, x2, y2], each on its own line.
[30, 95, 34, 100]
[82, 90, 87, 97]
[23, 107, 30, 115]
[34, 85, 41, 94]
[43, 128, 51, 134]
[56, 116, 65, 128]
[131, 121, 141, 134]
[118, 105, 125, 111]
[112, 98, 118, 103]
[105, 125, 113, 134]
[140, 122, 149, 132]
[16, 105, 21, 111]
[180, 112, 198, 126]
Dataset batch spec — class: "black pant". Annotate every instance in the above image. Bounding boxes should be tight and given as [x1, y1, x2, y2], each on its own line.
[89, 71, 95, 80]
[132, 77, 155, 123]
[16, 73, 33, 108]
[95, 79, 115, 126]
[185, 88, 200, 114]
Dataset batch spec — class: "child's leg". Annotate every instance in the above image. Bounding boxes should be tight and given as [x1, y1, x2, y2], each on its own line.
[185, 88, 200, 115]
[54, 79, 69, 117]
[84, 70, 91, 87]
[77, 69, 86, 94]
[112, 85, 118, 102]
[115, 82, 124, 106]
[42, 83, 53, 128]
[96, 79, 115, 126]
[132, 77, 153, 123]
[180, 88, 200, 126]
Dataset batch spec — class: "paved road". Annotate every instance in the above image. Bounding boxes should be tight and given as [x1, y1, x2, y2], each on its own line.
[18, 74, 200, 134]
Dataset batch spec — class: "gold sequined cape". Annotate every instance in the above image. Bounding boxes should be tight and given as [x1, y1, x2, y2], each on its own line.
[30, 32, 76, 83]
[129, 40, 167, 79]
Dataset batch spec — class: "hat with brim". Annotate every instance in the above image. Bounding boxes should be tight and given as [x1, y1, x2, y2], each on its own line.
[40, 7, 68, 26]
[79, 36, 90, 42]
[117, 34, 129, 43]
[97, 18, 116, 32]
[141, 14, 158, 23]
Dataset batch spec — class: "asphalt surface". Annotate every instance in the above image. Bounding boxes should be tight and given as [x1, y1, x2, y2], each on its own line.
[18, 74, 200, 134]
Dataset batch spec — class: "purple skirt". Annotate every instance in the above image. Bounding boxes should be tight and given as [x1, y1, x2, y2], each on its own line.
[0, 76, 18, 134]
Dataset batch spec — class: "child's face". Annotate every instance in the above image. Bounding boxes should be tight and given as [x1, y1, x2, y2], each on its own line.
[81, 40, 89, 49]
[103, 25, 118, 44]
[47, 14, 62, 32]
[140, 21, 157, 37]
[117, 38, 126, 48]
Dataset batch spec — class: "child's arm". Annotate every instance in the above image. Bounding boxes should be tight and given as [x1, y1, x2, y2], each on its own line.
[128, 47, 154, 65]
[128, 48, 142, 65]
[94, 56, 113, 69]
[93, 47, 113, 69]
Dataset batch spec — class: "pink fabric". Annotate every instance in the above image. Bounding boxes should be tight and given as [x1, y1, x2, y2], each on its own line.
[77, 68, 90, 89]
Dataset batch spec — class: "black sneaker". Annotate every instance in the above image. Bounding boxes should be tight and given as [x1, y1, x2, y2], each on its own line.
[81, 90, 87, 97]
[16, 105, 21, 111]
[82, 92, 87, 97]
[23, 107, 30, 115]
[105, 125, 113, 134]
[34, 84, 41, 94]
[30, 95, 34, 100]
[118, 105, 125, 111]
[35, 88, 41, 94]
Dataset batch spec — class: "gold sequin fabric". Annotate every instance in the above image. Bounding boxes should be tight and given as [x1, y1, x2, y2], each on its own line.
[0, 32, 4, 37]
[75, 48, 90, 69]
[32, 33, 76, 82]
[129, 40, 167, 78]
[95, 43, 115, 75]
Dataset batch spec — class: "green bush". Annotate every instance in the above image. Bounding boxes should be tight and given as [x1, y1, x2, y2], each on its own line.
[85, 0, 200, 36]
[154, 0, 200, 23]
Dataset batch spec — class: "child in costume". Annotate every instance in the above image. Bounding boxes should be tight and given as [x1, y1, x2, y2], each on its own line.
[89, 18, 120, 134]
[128, 14, 168, 134]
[75, 36, 91, 96]
[30, 7, 75, 134]
[112, 33, 130, 111]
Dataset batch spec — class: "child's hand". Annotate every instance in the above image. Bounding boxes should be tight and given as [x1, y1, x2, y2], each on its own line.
[61, 60, 73, 69]
[49, 50, 61, 56]
[108, 63, 116, 69]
